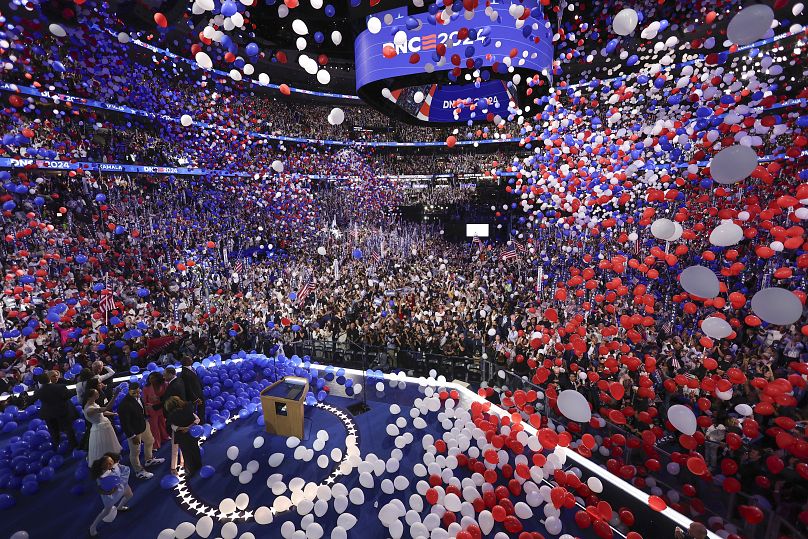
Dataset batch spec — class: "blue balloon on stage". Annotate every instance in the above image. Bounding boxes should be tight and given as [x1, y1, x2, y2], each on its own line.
[199, 465, 215, 478]
[160, 474, 180, 489]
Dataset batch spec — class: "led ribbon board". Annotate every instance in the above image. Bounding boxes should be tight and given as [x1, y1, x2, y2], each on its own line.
[354, 0, 553, 124]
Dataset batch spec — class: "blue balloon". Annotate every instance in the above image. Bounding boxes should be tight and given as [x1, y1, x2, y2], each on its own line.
[189, 425, 204, 438]
[245, 42, 260, 56]
[314, 32, 325, 44]
[221, 0, 238, 17]
[99, 474, 120, 491]
[199, 465, 215, 478]
[160, 474, 180, 489]
[324, 4, 335, 16]
[0, 493, 15, 509]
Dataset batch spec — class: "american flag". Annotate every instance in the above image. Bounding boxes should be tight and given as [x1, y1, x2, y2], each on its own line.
[662, 318, 674, 335]
[233, 259, 244, 274]
[633, 237, 642, 256]
[99, 290, 115, 318]
[297, 279, 317, 304]
[513, 240, 527, 255]
[500, 246, 518, 262]
[370, 250, 382, 264]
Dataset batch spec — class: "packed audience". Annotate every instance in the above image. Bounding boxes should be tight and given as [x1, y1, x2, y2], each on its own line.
[0, 3, 806, 539]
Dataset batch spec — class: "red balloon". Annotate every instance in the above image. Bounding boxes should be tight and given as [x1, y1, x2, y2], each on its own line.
[648, 495, 667, 512]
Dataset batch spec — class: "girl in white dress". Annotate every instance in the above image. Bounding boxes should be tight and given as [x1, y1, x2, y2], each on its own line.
[84, 387, 124, 466]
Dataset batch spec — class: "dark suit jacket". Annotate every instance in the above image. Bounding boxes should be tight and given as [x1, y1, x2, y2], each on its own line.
[118, 395, 147, 438]
[163, 377, 187, 403]
[35, 383, 73, 420]
[181, 367, 203, 402]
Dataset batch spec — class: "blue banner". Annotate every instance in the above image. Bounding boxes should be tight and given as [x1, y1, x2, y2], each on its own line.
[354, 1, 552, 90]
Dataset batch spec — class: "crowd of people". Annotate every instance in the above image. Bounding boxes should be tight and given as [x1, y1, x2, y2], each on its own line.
[0, 2, 807, 538]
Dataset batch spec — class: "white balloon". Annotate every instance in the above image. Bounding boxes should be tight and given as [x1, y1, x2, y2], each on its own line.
[367, 17, 382, 34]
[49, 24, 67, 37]
[479, 511, 494, 535]
[195, 52, 213, 69]
[328, 108, 345, 126]
[292, 19, 309, 35]
[317, 69, 331, 84]
[236, 493, 250, 510]
[311, 0, 323, 7]
[175, 522, 196, 539]
[331, 527, 348, 539]
[278, 4, 289, 17]
[667, 462, 680, 475]
[556, 390, 591, 423]
[272, 160, 284, 173]
[751, 287, 803, 325]
[709, 222, 743, 247]
[650, 218, 675, 240]
[612, 8, 638, 36]
[268, 453, 285, 467]
[220, 498, 237, 515]
[734, 404, 753, 417]
[545, 516, 563, 535]
[667, 222, 684, 242]
[727, 4, 774, 45]
[254, 436, 265, 449]
[221, 522, 238, 539]
[331, 31, 343, 45]
[117, 32, 131, 43]
[227, 446, 240, 460]
[586, 477, 603, 493]
[196, 516, 215, 539]
[667, 404, 697, 436]
[679, 265, 720, 298]
[180, 114, 193, 127]
[701, 317, 733, 339]
[258, 73, 270, 85]
[710, 145, 758, 185]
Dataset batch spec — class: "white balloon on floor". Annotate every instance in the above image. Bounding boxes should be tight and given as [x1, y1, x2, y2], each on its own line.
[268, 453, 285, 467]
[219, 498, 237, 514]
[253, 436, 265, 448]
[227, 446, 239, 460]
[254, 506, 273, 525]
[196, 516, 214, 538]
[174, 522, 196, 539]
[221, 521, 238, 539]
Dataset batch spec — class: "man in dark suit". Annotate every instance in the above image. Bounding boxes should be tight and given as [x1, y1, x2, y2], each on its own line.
[180, 356, 205, 424]
[34, 370, 78, 448]
[162, 366, 187, 403]
[118, 382, 164, 479]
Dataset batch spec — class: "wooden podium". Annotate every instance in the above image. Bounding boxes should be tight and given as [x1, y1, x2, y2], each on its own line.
[260, 376, 308, 438]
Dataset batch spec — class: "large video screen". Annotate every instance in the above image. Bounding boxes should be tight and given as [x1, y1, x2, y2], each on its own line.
[466, 223, 490, 237]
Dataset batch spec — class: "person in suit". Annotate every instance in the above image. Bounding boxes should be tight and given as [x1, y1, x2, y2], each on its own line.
[162, 366, 186, 404]
[180, 356, 205, 424]
[35, 370, 78, 448]
[118, 382, 164, 479]
[165, 396, 202, 478]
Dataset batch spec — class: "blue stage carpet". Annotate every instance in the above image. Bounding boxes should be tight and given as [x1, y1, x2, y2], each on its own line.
[2, 382, 599, 539]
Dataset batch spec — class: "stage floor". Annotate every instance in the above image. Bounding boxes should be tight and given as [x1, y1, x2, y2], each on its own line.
[1, 358, 703, 539]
